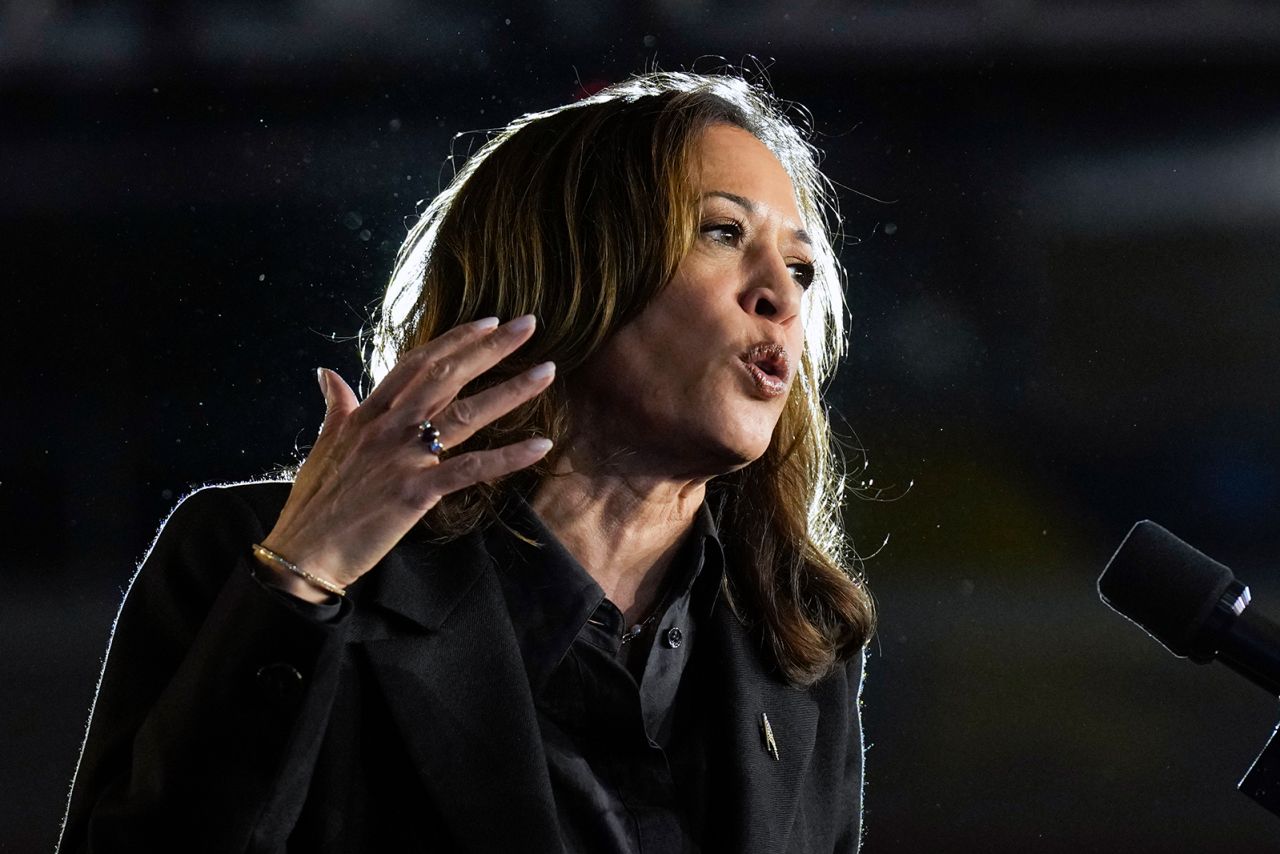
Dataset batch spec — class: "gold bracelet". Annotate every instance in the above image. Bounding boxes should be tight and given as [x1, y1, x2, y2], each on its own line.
[251, 543, 347, 598]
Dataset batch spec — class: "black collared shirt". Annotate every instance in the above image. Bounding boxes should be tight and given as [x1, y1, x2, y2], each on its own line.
[486, 496, 726, 854]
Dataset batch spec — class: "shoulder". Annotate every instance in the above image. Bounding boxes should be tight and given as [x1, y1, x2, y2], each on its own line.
[847, 646, 867, 697]
[146, 478, 294, 564]
[818, 646, 865, 705]
[160, 478, 293, 535]
[124, 479, 295, 615]
[801, 647, 866, 745]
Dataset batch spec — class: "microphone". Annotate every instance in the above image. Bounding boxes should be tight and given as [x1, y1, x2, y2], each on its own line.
[1098, 520, 1280, 697]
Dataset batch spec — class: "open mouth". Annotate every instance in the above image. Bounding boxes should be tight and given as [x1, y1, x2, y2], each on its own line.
[739, 342, 790, 398]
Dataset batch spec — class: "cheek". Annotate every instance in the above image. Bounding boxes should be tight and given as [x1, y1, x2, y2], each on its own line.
[629, 301, 707, 364]
[661, 258, 728, 313]
[586, 326, 677, 401]
[790, 326, 807, 367]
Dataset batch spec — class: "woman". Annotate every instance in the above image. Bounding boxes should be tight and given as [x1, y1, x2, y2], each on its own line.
[59, 71, 875, 853]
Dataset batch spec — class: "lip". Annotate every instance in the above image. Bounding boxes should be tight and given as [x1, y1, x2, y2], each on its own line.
[737, 342, 791, 400]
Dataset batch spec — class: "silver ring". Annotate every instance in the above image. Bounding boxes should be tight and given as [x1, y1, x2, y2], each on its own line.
[417, 420, 446, 456]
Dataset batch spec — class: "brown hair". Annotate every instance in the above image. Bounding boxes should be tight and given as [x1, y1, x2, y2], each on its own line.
[370, 71, 874, 686]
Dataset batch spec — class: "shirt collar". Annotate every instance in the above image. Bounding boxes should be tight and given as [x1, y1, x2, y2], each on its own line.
[486, 494, 725, 696]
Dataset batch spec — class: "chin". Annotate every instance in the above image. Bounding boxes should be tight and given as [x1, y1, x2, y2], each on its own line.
[690, 427, 774, 473]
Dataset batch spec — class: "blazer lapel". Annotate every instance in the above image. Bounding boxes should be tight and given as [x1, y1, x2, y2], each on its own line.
[706, 603, 820, 854]
[354, 529, 563, 853]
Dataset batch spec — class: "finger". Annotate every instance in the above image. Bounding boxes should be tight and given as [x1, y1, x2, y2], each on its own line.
[432, 361, 556, 448]
[362, 315, 501, 412]
[398, 314, 538, 421]
[418, 438, 554, 504]
[292, 367, 363, 504]
[317, 367, 359, 421]
[310, 368, 361, 456]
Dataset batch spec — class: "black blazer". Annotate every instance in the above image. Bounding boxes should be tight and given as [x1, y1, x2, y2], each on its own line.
[59, 481, 865, 853]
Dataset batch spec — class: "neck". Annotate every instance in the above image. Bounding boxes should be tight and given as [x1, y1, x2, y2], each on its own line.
[530, 456, 709, 625]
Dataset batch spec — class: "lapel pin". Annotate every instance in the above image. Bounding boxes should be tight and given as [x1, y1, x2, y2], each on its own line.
[759, 712, 781, 761]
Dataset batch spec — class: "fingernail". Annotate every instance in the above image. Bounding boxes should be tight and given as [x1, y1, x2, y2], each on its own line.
[473, 316, 500, 330]
[315, 367, 330, 398]
[528, 437, 553, 453]
[528, 361, 555, 380]
[508, 314, 536, 333]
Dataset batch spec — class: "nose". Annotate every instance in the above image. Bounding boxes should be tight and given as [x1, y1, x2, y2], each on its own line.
[738, 250, 802, 325]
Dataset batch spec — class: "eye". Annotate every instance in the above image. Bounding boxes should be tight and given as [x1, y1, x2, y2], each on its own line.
[789, 261, 816, 290]
[701, 219, 744, 247]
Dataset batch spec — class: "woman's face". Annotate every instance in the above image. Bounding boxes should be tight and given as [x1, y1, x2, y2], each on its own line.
[572, 123, 813, 477]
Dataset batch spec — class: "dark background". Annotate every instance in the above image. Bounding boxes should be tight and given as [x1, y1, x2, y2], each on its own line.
[6, 1, 1280, 850]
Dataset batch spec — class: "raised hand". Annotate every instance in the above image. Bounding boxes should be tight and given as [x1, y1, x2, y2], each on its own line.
[257, 315, 555, 602]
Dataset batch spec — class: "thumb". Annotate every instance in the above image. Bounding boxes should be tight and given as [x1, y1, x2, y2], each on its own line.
[315, 367, 358, 420]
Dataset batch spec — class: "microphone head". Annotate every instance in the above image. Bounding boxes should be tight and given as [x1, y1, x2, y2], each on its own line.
[1098, 520, 1237, 659]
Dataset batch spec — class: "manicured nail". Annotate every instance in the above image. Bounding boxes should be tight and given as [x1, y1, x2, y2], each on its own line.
[507, 314, 536, 333]
[473, 316, 500, 330]
[528, 361, 555, 381]
[315, 367, 330, 398]
[527, 437, 553, 453]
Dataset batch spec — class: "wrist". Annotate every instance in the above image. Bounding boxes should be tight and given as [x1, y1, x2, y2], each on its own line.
[251, 542, 346, 603]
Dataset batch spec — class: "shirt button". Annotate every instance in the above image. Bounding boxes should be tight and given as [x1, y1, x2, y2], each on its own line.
[664, 627, 684, 649]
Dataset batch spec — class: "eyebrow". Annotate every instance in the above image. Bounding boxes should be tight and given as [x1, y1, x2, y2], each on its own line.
[703, 191, 812, 246]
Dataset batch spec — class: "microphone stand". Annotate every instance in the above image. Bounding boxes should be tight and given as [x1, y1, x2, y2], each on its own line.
[1215, 587, 1280, 817]
[1162, 577, 1280, 818]
[1241, 723, 1280, 816]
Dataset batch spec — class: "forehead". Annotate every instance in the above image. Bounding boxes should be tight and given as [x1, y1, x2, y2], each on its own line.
[692, 124, 802, 221]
